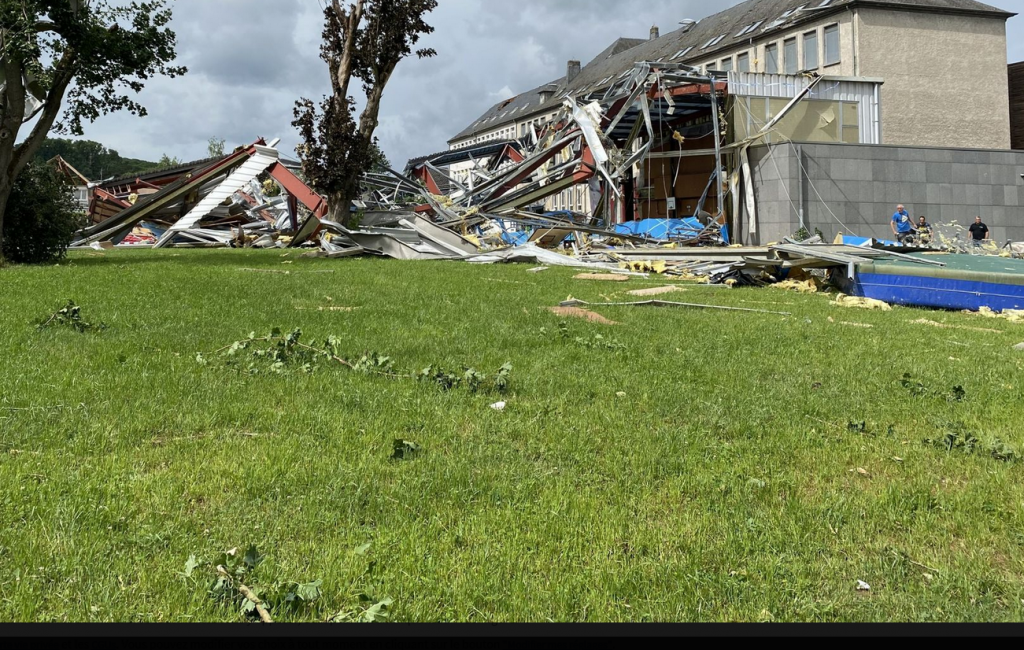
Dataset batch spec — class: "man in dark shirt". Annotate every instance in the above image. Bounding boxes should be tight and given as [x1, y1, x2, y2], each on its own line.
[968, 216, 990, 247]
[915, 216, 932, 244]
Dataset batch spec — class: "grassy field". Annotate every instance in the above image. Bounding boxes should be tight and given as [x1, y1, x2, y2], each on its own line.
[1, 248, 1023, 623]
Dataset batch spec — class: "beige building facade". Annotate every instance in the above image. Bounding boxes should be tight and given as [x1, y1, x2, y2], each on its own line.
[439, 0, 1016, 219]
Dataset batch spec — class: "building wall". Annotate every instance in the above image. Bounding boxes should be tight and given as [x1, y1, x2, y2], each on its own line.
[704, 13, 857, 78]
[856, 8, 1010, 150]
[748, 142, 1024, 246]
[1010, 62, 1024, 151]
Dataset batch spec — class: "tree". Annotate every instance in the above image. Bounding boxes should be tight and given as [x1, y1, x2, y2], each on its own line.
[368, 139, 390, 174]
[0, 0, 185, 259]
[208, 136, 225, 158]
[1, 161, 82, 263]
[293, 0, 437, 226]
[158, 153, 181, 167]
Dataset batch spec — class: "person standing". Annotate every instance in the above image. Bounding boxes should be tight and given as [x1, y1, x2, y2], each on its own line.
[891, 205, 913, 243]
[968, 216, 990, 247]
[914, 216, 931, 244]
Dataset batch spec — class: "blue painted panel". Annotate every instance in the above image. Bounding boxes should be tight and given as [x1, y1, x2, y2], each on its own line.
[840, 272, 1024, 312]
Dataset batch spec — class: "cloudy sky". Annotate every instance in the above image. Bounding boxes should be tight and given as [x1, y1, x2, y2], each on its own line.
[70, 0, 1024, 168]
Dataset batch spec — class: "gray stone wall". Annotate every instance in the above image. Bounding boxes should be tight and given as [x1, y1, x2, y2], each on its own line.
[746, 142, 1024, 246]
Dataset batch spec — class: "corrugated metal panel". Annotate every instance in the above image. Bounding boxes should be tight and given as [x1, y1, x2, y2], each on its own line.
[168, 145, 280, 233]
[727, 72, 881, 144]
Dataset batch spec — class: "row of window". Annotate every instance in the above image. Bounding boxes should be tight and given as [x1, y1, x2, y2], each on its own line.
[708, 23, 840, 75]
[453, 113, 558, 150]
[547, 185, 588, 213]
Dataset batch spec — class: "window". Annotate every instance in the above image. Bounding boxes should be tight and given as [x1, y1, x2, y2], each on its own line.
[765, 43, 779, 74]
[701, 35, 725, 49]
[737, 52, 750, 72]
[735, 21, 764, 37]
[720, 57, 733, 72]
[672, 47, 693, 60]
[824, 24, 840, 66]
[803, 31, 818, 70]
[784, 38, 798, 74]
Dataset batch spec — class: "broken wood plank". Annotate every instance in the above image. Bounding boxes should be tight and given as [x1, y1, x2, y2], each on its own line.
[574, 273, 631, 282]
[560, 299, 791, 316]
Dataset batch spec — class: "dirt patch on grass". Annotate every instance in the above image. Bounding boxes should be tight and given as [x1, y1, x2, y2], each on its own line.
[547, 306, 620, 325]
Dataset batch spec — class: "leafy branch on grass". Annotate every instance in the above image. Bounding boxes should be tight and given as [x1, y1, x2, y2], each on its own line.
[900, 374, 966, 403]
[923, 423, 1018, 463]
[198, 328, 513, 394]
[183, 546, 323, 624]
[541, 322, 626, 351]
[37, 301, 107, 333]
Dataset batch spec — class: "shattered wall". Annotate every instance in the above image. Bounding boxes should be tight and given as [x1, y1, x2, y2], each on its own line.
[857, 8, 1011, 150]
[748, 142, 1024, 245]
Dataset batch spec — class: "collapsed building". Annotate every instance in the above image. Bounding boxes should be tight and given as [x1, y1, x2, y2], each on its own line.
[418, 0, 1023, 246]
[65, 0, 1024, 314]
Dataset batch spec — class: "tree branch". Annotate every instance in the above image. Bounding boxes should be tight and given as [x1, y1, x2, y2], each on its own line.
[11, 50, 78, 176]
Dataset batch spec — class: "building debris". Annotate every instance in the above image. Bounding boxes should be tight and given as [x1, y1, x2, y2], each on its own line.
[627, 286, 687, 297]
[834, 295, 893, 312]
[547, 306, 620, 325]
[574, 273, 632, 282]
[559, 298, 790, 316]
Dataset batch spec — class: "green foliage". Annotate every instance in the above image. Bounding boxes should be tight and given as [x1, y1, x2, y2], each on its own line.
[37, 301, 107, 333]
[1, 162, 84, 264]
[203, 329, 512, 394]
[543, 322, 626, 351]
[157, 154, 182, 168]
[3, 0, 187, 137]
[292, 0, 437, 223]
[208, 137, 226, 158]
[924, 424, 1018, 464]
[392, 439, 422, 461]
[201, 546, 322, 622]
[34, 138, 160, 180]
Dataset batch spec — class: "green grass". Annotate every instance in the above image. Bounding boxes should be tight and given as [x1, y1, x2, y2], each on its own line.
[1, 249, 1023, 623]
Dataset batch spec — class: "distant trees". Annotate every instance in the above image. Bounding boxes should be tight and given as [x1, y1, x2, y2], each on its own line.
[34, 138, 160, 180]
[293, 0, 437, 226]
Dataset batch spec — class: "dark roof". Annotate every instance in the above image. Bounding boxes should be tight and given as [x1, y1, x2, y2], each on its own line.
[450, 0, 1014, 144]
[406, 140, 523, 172]
[449, 36, 647, 143]
[100, 153, 229, 188]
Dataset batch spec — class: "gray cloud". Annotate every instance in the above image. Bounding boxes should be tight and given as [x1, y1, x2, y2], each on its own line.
[69, 0, 1024, 169]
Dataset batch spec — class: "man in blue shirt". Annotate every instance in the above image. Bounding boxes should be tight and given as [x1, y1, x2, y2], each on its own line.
[891, 205, 912, 243]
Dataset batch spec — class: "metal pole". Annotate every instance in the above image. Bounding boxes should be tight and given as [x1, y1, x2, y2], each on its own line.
[709, 78, 725, 220]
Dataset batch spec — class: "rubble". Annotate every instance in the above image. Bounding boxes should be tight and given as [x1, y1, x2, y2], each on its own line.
[56, 59, 1024, 320]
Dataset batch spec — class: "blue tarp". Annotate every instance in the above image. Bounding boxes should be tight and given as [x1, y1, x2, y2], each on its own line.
[614, 218, 729, 245]
[842, 235, 901, 248]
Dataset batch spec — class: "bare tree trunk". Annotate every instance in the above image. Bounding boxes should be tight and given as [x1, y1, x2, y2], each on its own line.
[0, 179, 10, 261]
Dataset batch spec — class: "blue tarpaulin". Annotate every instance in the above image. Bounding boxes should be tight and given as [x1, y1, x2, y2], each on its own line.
[614, 218, 729, 245]
[842, 235, 901, 247]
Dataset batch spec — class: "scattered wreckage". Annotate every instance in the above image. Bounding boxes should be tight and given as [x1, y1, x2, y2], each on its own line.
[64, 61, 1024, 315]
